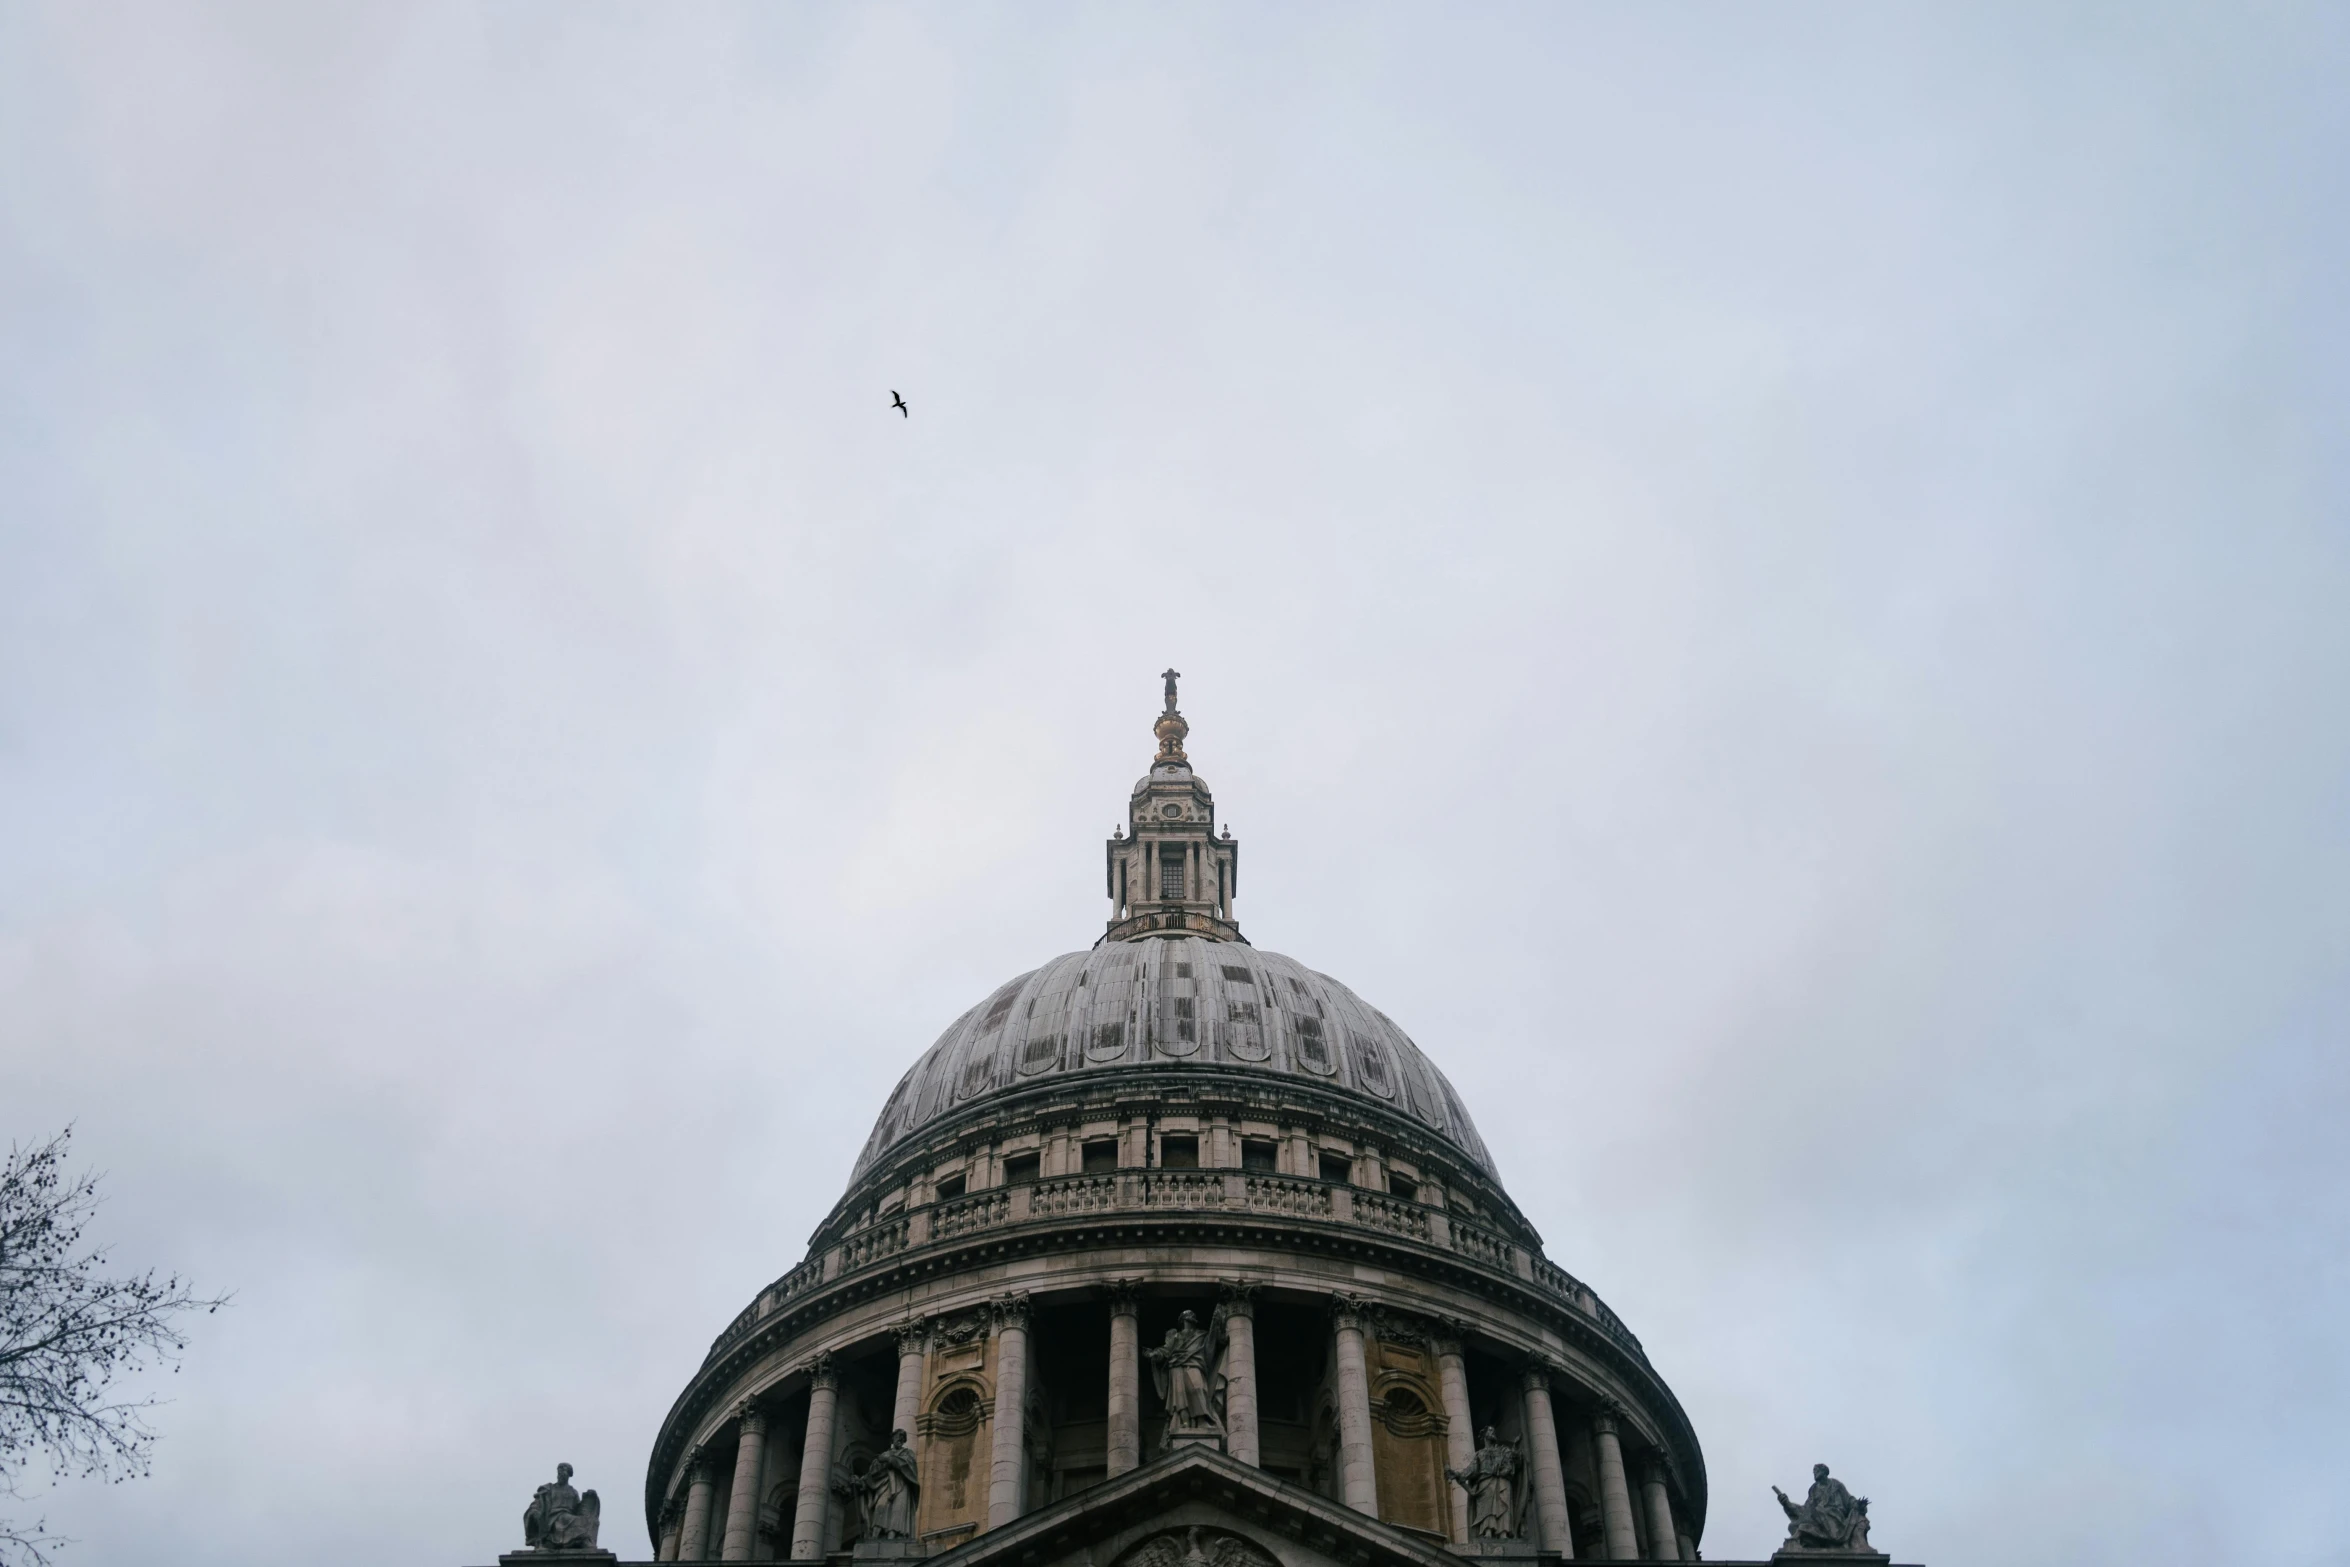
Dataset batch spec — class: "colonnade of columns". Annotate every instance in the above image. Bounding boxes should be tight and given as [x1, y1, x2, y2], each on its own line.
[662, 1290, 1691, 1561]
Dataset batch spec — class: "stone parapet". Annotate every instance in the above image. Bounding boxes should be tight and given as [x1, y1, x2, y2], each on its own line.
[714, 1171, 1640, 1372]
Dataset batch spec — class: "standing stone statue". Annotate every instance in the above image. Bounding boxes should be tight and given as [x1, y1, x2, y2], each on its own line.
[1147, 1311, 1222, 1442]
[858, 1429, 922, 1539]
[1773, 1464, 1876, 1555]
[522, 1463, 603, 1553]
[1445, 1427, 1523, 1539]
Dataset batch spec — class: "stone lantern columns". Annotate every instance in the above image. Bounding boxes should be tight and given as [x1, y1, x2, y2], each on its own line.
[720, 1401, 769, 1561]
[1106, 1280, 1142, 1477]
[986, 1294, 1032, 1528]
[790, 1353, 839, 1560]
[1519, 1364, 1576, 1556]
[1590, 1407, 1641, 1560]
[1218, 1284, 1261, 1467]
[1328, 1296, 1379, 1517]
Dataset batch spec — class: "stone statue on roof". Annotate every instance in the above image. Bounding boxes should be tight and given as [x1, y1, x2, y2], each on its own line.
[1773, 1464, 1878, 1556]
[522, 1463, 602, 1553]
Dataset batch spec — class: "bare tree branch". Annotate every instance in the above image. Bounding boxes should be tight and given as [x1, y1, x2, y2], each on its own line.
[0, 1129, 229, 1567]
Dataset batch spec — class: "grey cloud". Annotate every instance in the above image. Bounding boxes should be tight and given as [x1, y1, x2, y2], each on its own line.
[2, 4, 2346, 1564]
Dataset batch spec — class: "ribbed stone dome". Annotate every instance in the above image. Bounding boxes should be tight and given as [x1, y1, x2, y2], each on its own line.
[851, 935, 1496, 1180]
[645, 680, 1712, 1567]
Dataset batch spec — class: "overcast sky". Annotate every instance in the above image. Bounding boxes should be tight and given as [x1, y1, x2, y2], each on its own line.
[4, 5, 2348, 1564]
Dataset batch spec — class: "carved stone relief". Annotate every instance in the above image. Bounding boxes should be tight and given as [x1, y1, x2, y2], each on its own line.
[1114, 1526, 1280, 1567]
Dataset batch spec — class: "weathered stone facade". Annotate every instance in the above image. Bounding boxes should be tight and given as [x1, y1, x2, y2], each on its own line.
[622, 680, 1862, 1567]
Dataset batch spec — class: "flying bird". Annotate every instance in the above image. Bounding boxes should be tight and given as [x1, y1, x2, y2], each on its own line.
[890, 390, 909, 418]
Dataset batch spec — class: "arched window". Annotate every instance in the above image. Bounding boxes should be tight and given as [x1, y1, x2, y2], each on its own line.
[1373, 1382, 1450, 1536]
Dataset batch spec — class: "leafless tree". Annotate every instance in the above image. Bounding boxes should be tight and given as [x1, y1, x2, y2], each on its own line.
[1, 1130, 228, 1566]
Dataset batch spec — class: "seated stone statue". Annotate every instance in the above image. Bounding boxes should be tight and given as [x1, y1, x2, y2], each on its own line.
[523, 1463, 603, 1553]
[1444, 1427, 1523, 1539]
[1773, 1465, 1874, 1555]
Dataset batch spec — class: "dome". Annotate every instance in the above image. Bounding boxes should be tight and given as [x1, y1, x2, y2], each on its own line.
[852, 936, 1497, 1181]
[641, 674, 1709, 1567]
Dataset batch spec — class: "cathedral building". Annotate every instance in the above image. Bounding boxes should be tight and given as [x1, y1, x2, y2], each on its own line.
[584, 677, 1893, 1567]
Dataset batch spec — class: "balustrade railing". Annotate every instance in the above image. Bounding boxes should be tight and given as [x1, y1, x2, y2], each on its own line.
[1136, 1170, 1227, 1209]
[1352, 1188, 1434, 1241]
[768, 1256, 822, 1309]
[1448, 1215, 1515, 1271]
[837, 1215, 909, 1272]
[932, 1189, 1010, 1239]
[1531, 1256, 1642, 1355]
[1242, 1173, 1333, 1218]
[716, 1169, 1645, 1365]
[1028, 1173, 1119, 1218]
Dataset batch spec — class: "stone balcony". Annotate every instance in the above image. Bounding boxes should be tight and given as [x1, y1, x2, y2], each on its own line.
[707, 1170, 1644, 1367]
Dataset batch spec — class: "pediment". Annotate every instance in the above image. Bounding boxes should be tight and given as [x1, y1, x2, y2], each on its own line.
[925, 1449, 1485, 1567]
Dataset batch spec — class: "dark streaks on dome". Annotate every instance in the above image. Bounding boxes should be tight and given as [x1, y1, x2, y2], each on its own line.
[852, 936, 1496, 1180]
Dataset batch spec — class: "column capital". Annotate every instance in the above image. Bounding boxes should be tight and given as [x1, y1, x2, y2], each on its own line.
[1329, 1292, 1373, 1330]
[806, 1349, 837, 1390]
[1591, 1403, 1620, 1438]
[1520, 1363, 1552, 1394]
[1217, 1281, 1259, 1318]
[895, 1319, 930, 1357]
[1107, 1278, 1143, 1315]
[686, 1447, 713, 1484]
[732, 1397, 767, 1435]
[991, 1291, 1031, 1330]
[1641, 1457, 1671, 1487]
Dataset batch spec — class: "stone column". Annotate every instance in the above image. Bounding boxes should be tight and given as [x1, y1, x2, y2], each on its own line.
[1433, 1333, 1476, 1545]
[677, 1453, 717, 1563]
[986, 1294, 1031, 1528]
[720, 1402, 768, 1561]
[790, 1355, 838, 1560]
[892, 1321, 927, 1461]
[1591, 1408, 1640, 1561]
[1330, 1297, 1380, 1517]
[1640, 1461, 1678, 1561]
[1674, 1529, 1696, 1563]
[1219, 1284, 1261, 1466]
[1106, 1280, 1142, 1477]
[1520, 1365, 1574, 1556]
[657, 1497, 684, 1562]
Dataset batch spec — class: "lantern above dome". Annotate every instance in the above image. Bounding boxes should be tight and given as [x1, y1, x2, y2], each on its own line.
[1107, 669, 1242, 944]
